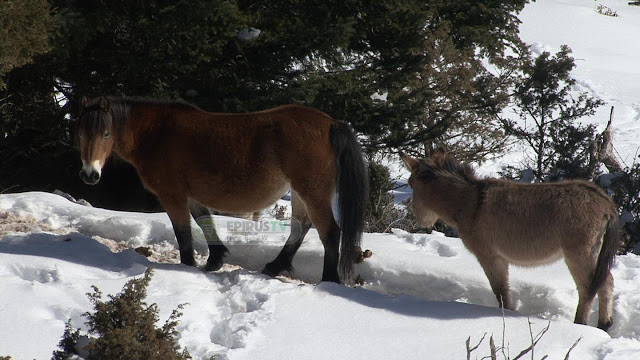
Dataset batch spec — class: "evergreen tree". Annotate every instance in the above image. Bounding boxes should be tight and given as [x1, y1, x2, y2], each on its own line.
[2, 0, 531, 206]
[0, 0, 52, 89]
[502, 45, 603, 181]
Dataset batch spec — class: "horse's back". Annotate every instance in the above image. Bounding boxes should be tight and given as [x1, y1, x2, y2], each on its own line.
[133, 104, 340, 213]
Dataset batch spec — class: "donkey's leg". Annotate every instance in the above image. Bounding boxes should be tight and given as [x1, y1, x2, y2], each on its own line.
[476, 254, 513, 310]
[564, 256, 596, 325]
[159, 195, 195, 266]
[188, 199, 229, 271]
[262, 191, 312, 277]
[597, 272, 614, 331]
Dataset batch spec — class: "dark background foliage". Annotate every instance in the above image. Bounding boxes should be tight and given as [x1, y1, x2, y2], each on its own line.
[1, 0, 529, 209]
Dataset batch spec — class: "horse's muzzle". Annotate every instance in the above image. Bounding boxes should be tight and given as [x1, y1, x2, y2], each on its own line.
[79, 169, 100, 185]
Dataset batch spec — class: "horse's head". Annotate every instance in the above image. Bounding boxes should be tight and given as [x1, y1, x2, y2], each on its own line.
[400, 150, 444, 228]
[76, 96, 115, 185]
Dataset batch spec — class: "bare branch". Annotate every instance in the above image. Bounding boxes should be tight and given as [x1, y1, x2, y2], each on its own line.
[512, 320, 551, 360]
[466, 333, 488, 360]
[564, 337, 582, 360]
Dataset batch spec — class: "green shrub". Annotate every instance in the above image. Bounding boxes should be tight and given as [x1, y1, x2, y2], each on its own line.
[53, 268, 190, 360]
[52, 320, 81, 360]
[609, 162, 640, 253]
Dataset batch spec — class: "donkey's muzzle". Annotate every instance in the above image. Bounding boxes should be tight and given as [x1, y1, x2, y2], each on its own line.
[79, 169, 100, 185]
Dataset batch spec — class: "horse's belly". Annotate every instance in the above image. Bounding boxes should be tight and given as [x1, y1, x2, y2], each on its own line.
[190, 176, 290, 214]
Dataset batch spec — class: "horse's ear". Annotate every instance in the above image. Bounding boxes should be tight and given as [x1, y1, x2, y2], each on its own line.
[98, 96, 109, 110]
[400, 152, 419, 171]
[77, 96, 89, 116]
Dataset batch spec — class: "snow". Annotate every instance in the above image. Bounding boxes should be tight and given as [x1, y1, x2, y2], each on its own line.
[2, 192, 640, 359]
[3, 1, 640, 359]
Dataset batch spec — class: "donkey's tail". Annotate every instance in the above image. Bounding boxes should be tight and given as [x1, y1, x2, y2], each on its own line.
[330, 121, 368, 283]
[589, 212, 620, 299]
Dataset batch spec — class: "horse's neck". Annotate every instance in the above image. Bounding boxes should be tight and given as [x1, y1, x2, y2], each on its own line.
[111, 106, 151, 163]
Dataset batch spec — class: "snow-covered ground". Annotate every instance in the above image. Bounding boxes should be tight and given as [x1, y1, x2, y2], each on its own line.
[2, 1, 640, 359]
[2, 192, 640, 359]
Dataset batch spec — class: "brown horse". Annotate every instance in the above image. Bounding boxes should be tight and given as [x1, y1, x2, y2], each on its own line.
[76, 96, 368, 283]
[401, 149, 619, 330]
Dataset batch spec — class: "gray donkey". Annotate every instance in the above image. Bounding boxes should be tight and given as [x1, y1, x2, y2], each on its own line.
[402, 149, 619, 330]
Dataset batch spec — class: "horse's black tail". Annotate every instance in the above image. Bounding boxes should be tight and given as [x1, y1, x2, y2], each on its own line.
[588, 212, 620, 299]
[330, 121, 368, 283]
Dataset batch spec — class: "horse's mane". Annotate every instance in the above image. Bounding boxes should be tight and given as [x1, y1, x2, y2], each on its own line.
[112, 96, 201, 111]
[78, 96, 201, 137]
[416, 153, 478, 185]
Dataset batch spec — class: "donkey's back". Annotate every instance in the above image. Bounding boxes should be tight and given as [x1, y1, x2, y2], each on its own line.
[472, 179, 616, 266]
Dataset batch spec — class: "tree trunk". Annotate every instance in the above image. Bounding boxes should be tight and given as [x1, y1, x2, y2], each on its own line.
[588, 106, 623, 179]
[537, 120, 545, 181]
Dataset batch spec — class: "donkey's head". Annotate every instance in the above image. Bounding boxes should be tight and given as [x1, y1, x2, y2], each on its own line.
[76, 96, 115, 185]
[402, 149, 479, 227]
[400, 149, 448, 227]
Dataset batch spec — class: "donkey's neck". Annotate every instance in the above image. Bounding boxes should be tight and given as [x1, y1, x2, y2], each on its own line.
[429, 178, 481, 229]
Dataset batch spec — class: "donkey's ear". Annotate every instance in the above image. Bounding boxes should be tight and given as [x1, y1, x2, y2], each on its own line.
[98, 96, 109, 110]
[400, 152, 419, 171]
[431, 147, 447, 166]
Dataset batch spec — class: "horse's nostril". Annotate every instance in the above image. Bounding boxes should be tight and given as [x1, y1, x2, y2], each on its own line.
[80, 169, 100, 185]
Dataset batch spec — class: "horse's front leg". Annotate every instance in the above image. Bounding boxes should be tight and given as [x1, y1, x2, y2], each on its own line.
[189, 199, 229, 271]
[476, 253, 514, 310]
[160, 195, 196, 266]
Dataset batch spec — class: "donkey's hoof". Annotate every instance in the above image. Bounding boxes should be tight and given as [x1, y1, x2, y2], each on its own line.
[598, 319, 613, 332]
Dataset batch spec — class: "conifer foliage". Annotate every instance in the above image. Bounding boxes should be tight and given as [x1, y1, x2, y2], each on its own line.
[502, 46, 603, 181]
[1, 0, 530, 203]
[53, 268, 190, 360]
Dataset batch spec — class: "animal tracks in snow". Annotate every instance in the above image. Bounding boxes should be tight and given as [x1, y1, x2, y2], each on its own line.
[391, 229, 459, 258]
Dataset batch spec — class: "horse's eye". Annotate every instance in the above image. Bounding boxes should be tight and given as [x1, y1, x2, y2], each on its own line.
[103, 131, 111, 139]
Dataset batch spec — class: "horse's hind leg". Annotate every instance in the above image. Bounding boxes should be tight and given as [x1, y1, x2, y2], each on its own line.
[597, 272, 614, 330]
[188, 199, 229, 271]
[262, 191, 312, 277]
[476, 253, 514, 310]
[304, 199, 341, 283]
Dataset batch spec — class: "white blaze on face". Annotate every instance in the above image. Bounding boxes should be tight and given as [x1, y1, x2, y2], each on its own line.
[82, 159, 103, 176]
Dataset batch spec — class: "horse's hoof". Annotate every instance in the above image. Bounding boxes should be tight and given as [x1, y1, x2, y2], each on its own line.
[181, 258, 196, 267]
[321, 272, 341, 283]
[261, 264, 280, 277]
[204, 260, 223, 272]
